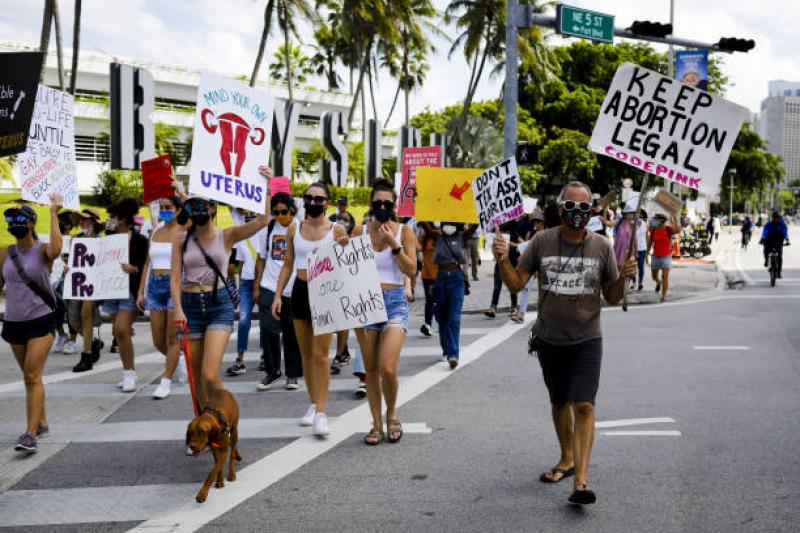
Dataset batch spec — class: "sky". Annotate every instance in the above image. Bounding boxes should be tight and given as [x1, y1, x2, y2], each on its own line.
[1, 0, 798, 130]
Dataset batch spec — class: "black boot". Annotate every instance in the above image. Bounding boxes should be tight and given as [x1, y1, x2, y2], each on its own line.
[91, 338, 104, 363]
[73, 351, 94, 372]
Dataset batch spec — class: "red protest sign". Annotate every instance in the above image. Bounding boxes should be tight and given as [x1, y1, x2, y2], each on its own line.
[399, 146, 441, 217]
[141, 155, 174, 203]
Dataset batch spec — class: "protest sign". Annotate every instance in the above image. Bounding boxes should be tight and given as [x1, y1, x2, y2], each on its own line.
[0, 52, 43, 157]
[472, 157, 523, 232]
[141, 155, 174, 203]
[63, 234, 130, 301]
[654, 188, 682, 214]
[189, 71, 274, 212]
[399, 146, 442, 217]
[588, 62, 748, 195]
[676, 50, 708, 92]
[269, 176, 291, 197]
[415, 167, 481, 223]
[306, 235, 387, 335]
[17, 85, 79, 210]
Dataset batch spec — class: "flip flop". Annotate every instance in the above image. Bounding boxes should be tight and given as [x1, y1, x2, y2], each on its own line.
[539, 466, 575, 483]
[568, 486, 597, 505]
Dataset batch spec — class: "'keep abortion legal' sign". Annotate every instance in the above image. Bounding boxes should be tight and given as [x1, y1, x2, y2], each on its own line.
[63, 234, 130, 301]
[306, 235, 387, 335]
[189, 71, 274, 212]
[589, 62, 748, 195]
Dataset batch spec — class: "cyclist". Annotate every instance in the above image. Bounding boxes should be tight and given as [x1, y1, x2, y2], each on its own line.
[760, 212, 790, 277]
[741, 216, 753, 249]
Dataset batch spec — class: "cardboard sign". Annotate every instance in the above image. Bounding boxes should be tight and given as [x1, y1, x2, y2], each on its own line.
[141, 155, 174, 203]
[654, 188, 682, 214]
[0, 52, 44, 157]
[306, 235, 387, 335]
[17, 85, 79, 210]
[63, 234, 130, 300]
[588, 62, 748, 195]
[188, 71, 274, 211]
[399, 146, 442, 217]
[472, 157, 523, 232]
[415, 167, 481, 223]
[270, 176, 291, 197]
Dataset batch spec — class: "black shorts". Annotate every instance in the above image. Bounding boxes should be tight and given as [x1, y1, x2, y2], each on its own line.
[291, 278, 311, 322]
[537, 338, 602, 405]
[2, 313, 56, 345]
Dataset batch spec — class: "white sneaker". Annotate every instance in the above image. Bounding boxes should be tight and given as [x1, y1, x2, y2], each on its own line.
[299, 404, 316, 427]
[121, 370, 137, 393]
[313, 412, 330, 437]
[152, 378, 171, 399]
[62, 340, 78, 354]
[54, 335, 67, 353]
[175, 357, 188, 384]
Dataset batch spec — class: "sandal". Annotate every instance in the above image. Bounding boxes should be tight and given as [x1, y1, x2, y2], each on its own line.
[539, 466, 575, 483]
[386, 419, 403, 443]
[364, 427, 384, 446]
[568, 484, 596, 505]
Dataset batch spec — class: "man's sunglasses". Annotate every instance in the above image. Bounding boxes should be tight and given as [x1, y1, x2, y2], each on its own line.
[371, 200, 395, 210]
[559, 200, 592, 212]
[303, 194, 327, 205]
[5, 215, 29, 224]
[272, 208, 290, 216]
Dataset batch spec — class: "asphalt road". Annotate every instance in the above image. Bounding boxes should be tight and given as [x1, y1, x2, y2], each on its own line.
[0, 229, 797, 532]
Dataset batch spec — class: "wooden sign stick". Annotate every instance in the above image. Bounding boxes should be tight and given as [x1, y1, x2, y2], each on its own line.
[622, 173, 650, 312]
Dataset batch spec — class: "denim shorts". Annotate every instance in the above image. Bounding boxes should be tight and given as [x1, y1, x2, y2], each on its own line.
[102, 292, 138, 314]
[181, 289, 234, 339]
[651, 255, 673, 270]
[146, 274, 174, 312]
[366, 287, 409, 332]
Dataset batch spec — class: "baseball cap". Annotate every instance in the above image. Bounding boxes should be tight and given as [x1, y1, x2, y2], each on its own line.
[4, 205, 37, 223]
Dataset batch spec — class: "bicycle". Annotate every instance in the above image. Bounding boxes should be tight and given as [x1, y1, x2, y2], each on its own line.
[768, 249, 780, 287]
[741, 230, 751, 251]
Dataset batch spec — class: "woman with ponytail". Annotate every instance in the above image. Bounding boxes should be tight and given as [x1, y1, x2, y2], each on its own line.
[137, 195, 188, 399]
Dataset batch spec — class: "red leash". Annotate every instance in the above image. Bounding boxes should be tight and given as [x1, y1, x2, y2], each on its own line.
[175, 320, 200, 416]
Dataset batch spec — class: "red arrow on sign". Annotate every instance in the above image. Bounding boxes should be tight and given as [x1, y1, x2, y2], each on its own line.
[449, 181, 471, 201]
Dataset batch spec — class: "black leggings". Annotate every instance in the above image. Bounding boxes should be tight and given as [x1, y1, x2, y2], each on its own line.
[491, 262, 517, 308]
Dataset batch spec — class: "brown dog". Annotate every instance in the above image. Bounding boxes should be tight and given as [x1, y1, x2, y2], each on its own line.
[185, 388, 242, 503]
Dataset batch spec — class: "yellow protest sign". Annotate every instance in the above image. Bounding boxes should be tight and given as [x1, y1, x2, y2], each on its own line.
[415, 167, 482, 223]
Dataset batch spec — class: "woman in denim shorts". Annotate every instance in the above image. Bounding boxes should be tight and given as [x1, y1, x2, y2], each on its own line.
[172, 167, 271, 408]
[353, 179, 417, 445]
[136, 195, 188, 399]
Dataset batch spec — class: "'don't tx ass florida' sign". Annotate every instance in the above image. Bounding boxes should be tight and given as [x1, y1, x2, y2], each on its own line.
[189, 71, 274, 211]
[588, 62, 748, 195]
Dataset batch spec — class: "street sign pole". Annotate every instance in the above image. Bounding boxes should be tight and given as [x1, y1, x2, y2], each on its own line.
[503, 0, 519, 160]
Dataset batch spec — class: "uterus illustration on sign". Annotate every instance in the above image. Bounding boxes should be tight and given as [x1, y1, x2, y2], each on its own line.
[201, 109, 265, 177]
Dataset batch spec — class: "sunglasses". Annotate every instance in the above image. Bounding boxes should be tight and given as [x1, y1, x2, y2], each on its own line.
[371, 200, 395, 210]
[184, 201, 209, 214]
[303, 194, 327, 205]
[559, 200, 592, 212]
[272, 208, 290, 216]
[5, 215, 28, 224]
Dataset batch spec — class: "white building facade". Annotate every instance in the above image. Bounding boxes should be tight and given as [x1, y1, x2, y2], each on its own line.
[758, 80, 800, 182]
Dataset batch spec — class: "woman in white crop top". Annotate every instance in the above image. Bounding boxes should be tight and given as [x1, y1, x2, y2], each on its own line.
[136, 195, 188, 399]
[272, 182, 349, 438]
[352, 179, 417, 445]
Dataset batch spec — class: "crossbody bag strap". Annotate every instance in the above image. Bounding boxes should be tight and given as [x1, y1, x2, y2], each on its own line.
[533, 234, 584, 329]
[192, 236, 235, 303]
[8, 245, 57, 312]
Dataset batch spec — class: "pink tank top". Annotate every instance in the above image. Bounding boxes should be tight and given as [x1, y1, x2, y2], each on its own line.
[183, 230, 227, 288]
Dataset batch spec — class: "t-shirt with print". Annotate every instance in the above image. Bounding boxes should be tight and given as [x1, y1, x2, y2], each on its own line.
[259, 220, 296, 296]
[519, 227, 618, 345]
[233, 228, 266, 281]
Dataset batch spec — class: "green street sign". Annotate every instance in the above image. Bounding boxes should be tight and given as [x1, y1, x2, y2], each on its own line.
[556, 4, 615, 44]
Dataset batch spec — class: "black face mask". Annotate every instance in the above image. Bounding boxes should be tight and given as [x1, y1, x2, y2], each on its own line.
[305, 203, 325, 218]
[8, 225, 30, 239]
[373, 206, 392, 223]
[190, 213, 211, 227]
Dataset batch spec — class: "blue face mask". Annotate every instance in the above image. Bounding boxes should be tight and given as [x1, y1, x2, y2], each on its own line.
[160, 210, 175, 223]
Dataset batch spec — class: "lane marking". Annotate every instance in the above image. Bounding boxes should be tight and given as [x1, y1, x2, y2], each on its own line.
[129, 316, 534, 533]
[602, 430, 682, 436]
[692, 345, 750, 351]
[595, 417, 675, 428]
[734, 242, 754, 285]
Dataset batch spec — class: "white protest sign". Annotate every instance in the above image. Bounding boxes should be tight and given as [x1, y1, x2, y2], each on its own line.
[589, 62, 748, 195]
[306, 235, 387, 335]
[17, 85, 79, 209]
[472, 156, 523, 232]
[63, 234, 129, 300]
[189, 71, 274, 212]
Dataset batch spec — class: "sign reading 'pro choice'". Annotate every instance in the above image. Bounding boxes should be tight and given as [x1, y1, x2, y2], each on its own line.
[589, 62, 748, 195]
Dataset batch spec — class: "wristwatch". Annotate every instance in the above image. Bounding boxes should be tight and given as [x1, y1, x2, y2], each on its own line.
[391, 246, 403, 256]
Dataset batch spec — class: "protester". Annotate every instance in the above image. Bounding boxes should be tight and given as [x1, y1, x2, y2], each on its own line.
[352, 179, 417, 445]
[632, 211, 648, 292]
[329, 196, 355, 370]
[648, 212, 680, 302]
[713, 215, 721, 242]
[741, 215, 753, 249]
[136, 195, 188, 399]
[225, 209, 267, 377]
[422, 221, 477, 369]
[171, 171, 271, 409]
[253, 193, 302, 391]
[52, 211, 76, 354]
[272, 182, 349, 437]
[102, 198, 148, 392]
[586, 200, 612, 236]
[0, 197, 63, 453]
[514, 207, 545, 323]
[463, 231, 480, 282]
[71, 208, 105, 372]
[493, 181, 637, 505]
[613, 203, 636, 269]
[418, 224, 439, 337]
[485, 221, 520, 319]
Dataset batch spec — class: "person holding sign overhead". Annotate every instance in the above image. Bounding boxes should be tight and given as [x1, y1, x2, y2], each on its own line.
[171, 166, 272, 410]
[272, 182, 349, 438]
[0, 195, 63, 453]
[351, 179, 417, 445]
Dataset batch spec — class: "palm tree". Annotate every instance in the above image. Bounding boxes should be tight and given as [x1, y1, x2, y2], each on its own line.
[268, 44, 314, 87]
[249, 0, 276, 87]
[309, 22, 343, 91]
[52, 0, 65, 90]
[38, 0, 54, 83]
[276, 0, 313, 100]
[69, 0, 81, 95]
[447, 115, 502, 167]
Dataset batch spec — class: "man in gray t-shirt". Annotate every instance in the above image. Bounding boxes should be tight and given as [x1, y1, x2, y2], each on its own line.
[492, 181, 636, 506]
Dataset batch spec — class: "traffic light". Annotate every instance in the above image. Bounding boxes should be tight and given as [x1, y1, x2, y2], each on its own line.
[717, 37, 755, 53]
[627, 21, 673, 38]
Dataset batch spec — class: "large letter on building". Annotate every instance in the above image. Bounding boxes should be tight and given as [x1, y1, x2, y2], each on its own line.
[321, 111, 348, 186]
[110, 63, 155, 170]
[365, 119, 382, 185]
[271, 99, 298, 180]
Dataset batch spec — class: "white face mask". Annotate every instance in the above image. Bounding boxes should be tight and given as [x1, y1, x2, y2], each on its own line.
[442, 224, 457, 236]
